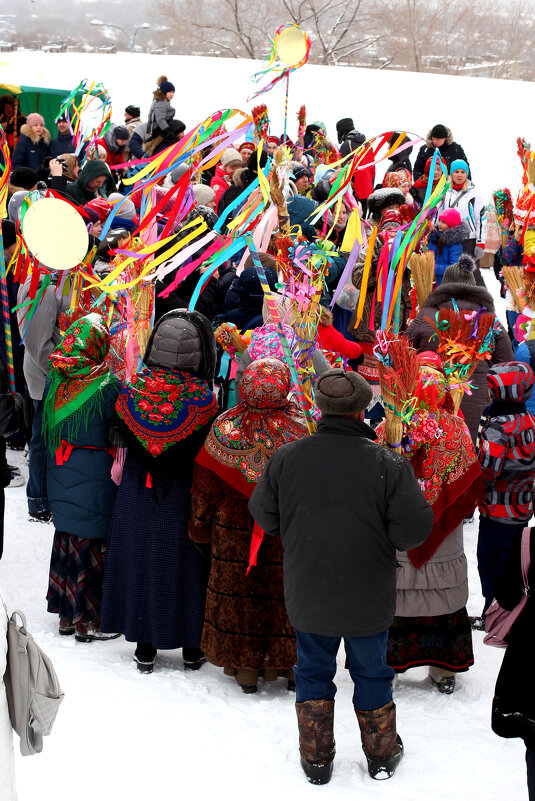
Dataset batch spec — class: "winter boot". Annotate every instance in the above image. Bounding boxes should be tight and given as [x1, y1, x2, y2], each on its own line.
[59, 617, 75, 636]
[74, 620, 121, 643]
[134, 642, 157, 673]
[183, 647, 206, 671]
[355, 700, 403, 780]
[429, 666, 456, 694]
[295, 699, 335, 785]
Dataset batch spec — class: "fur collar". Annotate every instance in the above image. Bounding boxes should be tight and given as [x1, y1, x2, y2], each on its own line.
[425, 127, 453, 148]
[424, 282, 495, 312]
[20, 123, 50, 145]
[438, 221, 470, 246]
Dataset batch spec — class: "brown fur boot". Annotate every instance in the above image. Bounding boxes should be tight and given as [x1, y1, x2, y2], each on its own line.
[355, 700, 403, 780]
[295, 699, 335, 785]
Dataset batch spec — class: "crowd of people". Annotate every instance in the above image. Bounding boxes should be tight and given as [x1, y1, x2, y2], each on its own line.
[1, 76, 535, 797]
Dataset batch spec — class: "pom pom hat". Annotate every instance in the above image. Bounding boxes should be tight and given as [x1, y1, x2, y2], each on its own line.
[442, 254, 477, 286]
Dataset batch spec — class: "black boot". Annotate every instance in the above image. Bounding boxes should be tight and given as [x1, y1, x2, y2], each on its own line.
[183, 647, 206, 671]
[295, 700, 335, 785]
[134, 642, 157, 673]
[355, 701, 403, 780]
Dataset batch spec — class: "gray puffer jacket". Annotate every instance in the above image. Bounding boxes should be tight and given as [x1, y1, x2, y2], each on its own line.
[144, 309, 217, 382]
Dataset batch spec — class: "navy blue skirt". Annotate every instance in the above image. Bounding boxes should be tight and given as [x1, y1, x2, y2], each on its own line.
[100, 455, 208, 650]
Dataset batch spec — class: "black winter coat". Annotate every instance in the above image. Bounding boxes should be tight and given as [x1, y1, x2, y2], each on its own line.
[406, 283, 514, 443]
[413, 129, 469, 180]
[492, 528, 535, 749]
[249, 415, 433, 638]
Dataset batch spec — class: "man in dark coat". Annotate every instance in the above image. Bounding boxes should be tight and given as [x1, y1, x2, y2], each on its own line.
[336, 117, 375, 215]
[413, 124, 469, 180]
[249, 369, 433, 785]
[49, 115, 75, 158]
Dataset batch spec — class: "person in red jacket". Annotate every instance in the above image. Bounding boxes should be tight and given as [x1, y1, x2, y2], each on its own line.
[210, 148, 243, 206]
[95, 124, 130, 168]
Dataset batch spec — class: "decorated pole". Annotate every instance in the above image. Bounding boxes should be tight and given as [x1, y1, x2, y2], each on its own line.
[0, 124, 16, 392]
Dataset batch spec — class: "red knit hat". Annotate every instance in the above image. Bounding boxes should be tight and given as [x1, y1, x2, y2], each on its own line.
[438, 208, 462, 228]
[239, 142, 254, 153]
[267, 135, 280, 146]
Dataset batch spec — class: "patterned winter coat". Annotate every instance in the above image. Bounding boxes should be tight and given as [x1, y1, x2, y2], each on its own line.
[478, 362, 535, 524]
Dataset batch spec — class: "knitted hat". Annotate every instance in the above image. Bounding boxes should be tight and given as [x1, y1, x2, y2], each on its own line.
[239, 142, 254, 153]
[125, 105, 140, 118]
[171, 163, 190, 184]
[267, 135, 280, 146]
[83, 206, 101, 225]
[438, 208, 462, 228]
[221, 147, 242, 168]
[26, 112, 44, 128]
[192, 183, 216, 207]
[315, 369, 372, 416]
[113, 125, 130, 141]
[336, 117, 355, 142]
[1, 219, 16, 250]
[449, 159, 469, 175]
[430, 124, 448, 139]
[9, 166, 39, 190]
[442, 254, 476, 285]
[159, 80, 175, 94]
[291, 163, 310, 181]
[109, 192, 136, 221]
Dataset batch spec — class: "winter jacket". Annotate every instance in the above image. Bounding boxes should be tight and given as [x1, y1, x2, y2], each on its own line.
[439, 183, 487, 248]
[95, 128, 128, 168]
[210, 164, 232, 206]
[248, 415, 433, 638]
[63, 159, 115, 205]
[45, 378, 120, 540]
[492, 528, 535, 749]
[147, 96, 175, 136]
[478, 363, 535, 525]
[427, 221, 470, 283]
[125, 116, 141, 136]
[0, 591, 16, 800]
[129, 122, 148, 160]
[395, 523, 468, 617]
[49, 131, 75, 158]
[406, 283, 514, 443]
[11, 123, 50, 171]
[413, 128, 469, 180]
[287, 194, 319, 241]
[217, 166, 256, 217]
[222, 265, 278, 331]
[339, 130, 375, 201]
[16, 275, 70, 401]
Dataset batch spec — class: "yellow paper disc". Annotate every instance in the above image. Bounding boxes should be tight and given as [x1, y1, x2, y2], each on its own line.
[276, 26, 308, 67]
[22, 197, 89, 271]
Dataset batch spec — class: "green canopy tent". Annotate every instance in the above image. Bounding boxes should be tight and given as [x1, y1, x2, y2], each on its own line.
[0, 82, 101, 141]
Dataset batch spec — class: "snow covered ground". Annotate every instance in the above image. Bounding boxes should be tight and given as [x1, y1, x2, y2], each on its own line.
[0, 268, 527, 800]
[0, 49, 533, 202]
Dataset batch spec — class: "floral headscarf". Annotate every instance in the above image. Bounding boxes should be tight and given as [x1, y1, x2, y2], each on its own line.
[196, 358, 309, 497]
[42, 312, 116, 451]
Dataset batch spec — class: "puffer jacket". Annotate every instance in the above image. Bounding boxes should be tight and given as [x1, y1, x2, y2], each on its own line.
[478, 361, 535, 524]
[406, 282, 514, 443]
[427, 221, 470, 283]
[0, 591, 16, 800]
[439, 182, 487, 248]
[45, 379, 120, 539]
[11, 123, 50, 171]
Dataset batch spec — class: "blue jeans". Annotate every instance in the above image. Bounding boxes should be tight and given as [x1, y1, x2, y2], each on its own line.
[295, 630, 394, 711]
[27, 399, 49, 515]
[477, 516, 523, 613]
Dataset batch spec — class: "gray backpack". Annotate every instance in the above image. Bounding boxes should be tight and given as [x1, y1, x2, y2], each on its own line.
[3, 608, 64, 755]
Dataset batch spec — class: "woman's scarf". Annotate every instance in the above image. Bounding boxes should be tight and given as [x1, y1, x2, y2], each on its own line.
[406, 411, 483, 567]
[196, 358, 309, 498]
[115, 367, 218, 457]
[42, 312, 115, 452]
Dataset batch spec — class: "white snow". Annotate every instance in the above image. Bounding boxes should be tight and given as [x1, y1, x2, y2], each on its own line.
[0, 51, 529, 799]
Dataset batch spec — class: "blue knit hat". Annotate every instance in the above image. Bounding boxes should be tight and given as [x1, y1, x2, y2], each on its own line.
[450, 159, 469, 175]
[159, 80, 175, 94]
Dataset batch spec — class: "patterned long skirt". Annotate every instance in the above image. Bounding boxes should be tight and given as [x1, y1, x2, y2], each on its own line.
[386, 607, 474, 673]
[46, 530, 107, 625]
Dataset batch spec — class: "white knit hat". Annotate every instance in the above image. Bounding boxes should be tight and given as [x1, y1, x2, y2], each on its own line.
[221, 147, 242, 168]
[192, 184, 216, 207]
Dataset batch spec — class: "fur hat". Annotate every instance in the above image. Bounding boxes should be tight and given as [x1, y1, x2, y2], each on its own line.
[221, 147, 242, 168]
[125, 105, 140, 118]
[26, 112, 44, 128]
[367, 187, 405, 219]
[336, 117, 355, 142]
[438, 208, 462, 228]
[315, 369, 372, 416]
[9, 166, 39, 190]
[192, 183, 216, 207]
[442, 254, 477, 285]
[430, 124, 448, 139]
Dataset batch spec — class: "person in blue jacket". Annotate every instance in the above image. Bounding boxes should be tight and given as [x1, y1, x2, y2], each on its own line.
[11, 113, 50, 172]
[427, 208, 470, 285]
[42, 312, 121, 642]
